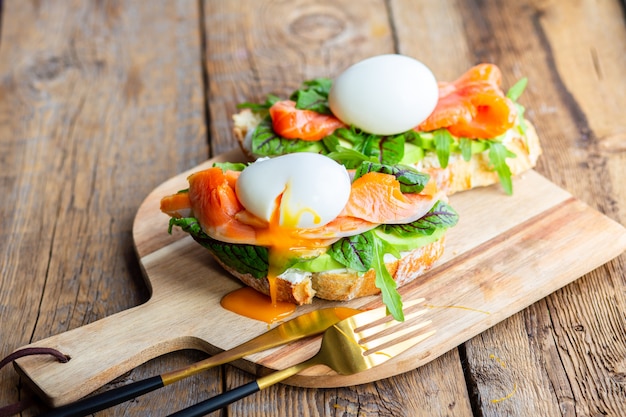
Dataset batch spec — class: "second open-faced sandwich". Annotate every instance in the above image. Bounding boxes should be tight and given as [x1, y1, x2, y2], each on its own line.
[233, 54, 542, 196]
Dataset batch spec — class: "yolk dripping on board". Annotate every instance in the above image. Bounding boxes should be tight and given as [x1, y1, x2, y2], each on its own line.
[220, 190, 329, 324]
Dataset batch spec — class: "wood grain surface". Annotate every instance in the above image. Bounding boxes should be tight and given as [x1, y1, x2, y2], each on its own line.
[1, 1, 625, 416]
[14, 149, 626, 407]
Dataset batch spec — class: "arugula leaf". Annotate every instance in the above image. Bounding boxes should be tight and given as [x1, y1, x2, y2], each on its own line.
[168, 217, 269, 279]
[433, 129, 454, 168]
[515, 102, 528, 135]
[373, 236, 404, 321]
[507, 77, 529, 137]
[213, 162, 247, 172]
[250, 116, 326, 156]
[237, 94, 281, 112]
[351, 131, 379, 160]
[326, 146, 375, 168]
[329, 230, 404, 321]
[506, 77, 528, 102]
[324, 127, 405, 167]
[382, 200, 459, 236]
[354, 161, 430, 193]
[459, 138, 473, 162]
[488, 141, 516, 195]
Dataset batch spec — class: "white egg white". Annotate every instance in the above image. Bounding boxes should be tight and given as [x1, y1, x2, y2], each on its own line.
[328, 54, 439, 136]
[235, 153, 351, 229]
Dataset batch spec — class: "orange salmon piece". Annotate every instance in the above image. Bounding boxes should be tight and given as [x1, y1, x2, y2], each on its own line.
[223, 169, 241, 189]
[341, 172, 439, 224]
[160, 192, 192, 218]
[269, 100, 346, 141]
[295, 215, 379, 240]
[187, 168, 257, 244]
[452, 63, 502, 86]
[417, 64, 517, 138]
[162, 169, 442, 244]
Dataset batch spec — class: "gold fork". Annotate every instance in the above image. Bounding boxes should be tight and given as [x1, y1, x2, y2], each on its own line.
[168, 298, 434, 417]
[38, 306, 361, 417]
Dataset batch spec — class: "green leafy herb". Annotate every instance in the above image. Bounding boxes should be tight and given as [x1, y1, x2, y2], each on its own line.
[459, 138, 473, 162]
[488, 141, 517, 195]
[506, 77, 528, 102]
[290, 78, 333, 114]
[329, 230, 404, 321]
[250, 116, 326, 156]
[379, 133, 406, 165]
[213, 162, 247, 172]
[372, 236, 404, 321]
[506, 77, 529, 135]
[354, 161, 430, 193]
[323, 127, 405, 167]
[328, 232, 375, 273]
[433, 129, 454, 168]
[382, 201, 459, 236]
[168, 217, 269, 279]
[237, 94, 281, 112]
[515, 102, 528, 135]
[326, 146, 375, 168]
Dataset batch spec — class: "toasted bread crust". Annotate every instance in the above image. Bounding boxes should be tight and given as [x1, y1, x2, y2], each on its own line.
[214, 258, 316, 305]
[418, 122, 542, 194]
[212, 236, 446, 305]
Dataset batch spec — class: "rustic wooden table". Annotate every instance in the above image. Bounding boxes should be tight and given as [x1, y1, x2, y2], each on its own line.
[1, 1, 626, 416]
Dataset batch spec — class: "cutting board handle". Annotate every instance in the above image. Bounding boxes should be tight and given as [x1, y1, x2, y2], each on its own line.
[14, 297, 211, 407]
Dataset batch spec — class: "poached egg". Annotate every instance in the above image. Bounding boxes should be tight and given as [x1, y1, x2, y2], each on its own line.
[328, 54, 439, 135]
[235, 153, 351, 230]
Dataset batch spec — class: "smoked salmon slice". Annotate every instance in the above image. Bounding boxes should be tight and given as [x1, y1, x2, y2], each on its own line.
[269, 100, 346, 141]
[187, 167, 258, 244]
[161, 167, 443, 245]
[416, 64, 517, 138]
[340, 172, 442, 225]
[160, 192, 192, 218]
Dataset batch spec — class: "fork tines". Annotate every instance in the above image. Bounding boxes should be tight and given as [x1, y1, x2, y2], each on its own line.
[353, 298, 434, 357]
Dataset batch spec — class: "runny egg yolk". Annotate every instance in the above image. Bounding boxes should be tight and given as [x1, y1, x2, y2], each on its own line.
[220, 287, 296, 324]
[220, 192, 332, 324]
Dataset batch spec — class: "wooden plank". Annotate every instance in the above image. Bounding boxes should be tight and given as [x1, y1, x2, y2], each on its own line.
[0, 0, 210, 414]
[439, 0, 626, 415]
[227, 350, 473, 416]
[202, 0, 395, 154]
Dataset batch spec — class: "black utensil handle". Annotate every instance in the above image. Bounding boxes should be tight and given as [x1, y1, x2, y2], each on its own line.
[38, 375, 164, 417]
[168, 381, 261, 417]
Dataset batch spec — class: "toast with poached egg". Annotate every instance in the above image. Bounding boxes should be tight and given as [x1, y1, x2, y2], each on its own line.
[233, 55, 542, 196]
[160, 153, 458, 321]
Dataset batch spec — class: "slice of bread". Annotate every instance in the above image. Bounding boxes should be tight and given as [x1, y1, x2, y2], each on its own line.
[213, 235, 446, 305]
[232, 109, 542, 195]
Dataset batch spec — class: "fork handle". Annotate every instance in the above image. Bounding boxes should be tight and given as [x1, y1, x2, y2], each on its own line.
[168, 359, 316, 417]
[169, 381, 261, 417]
[38, 376, 164, 417]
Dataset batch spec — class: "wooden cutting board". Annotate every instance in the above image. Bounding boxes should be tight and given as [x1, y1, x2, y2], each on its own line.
[15, 148, 626, 407]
